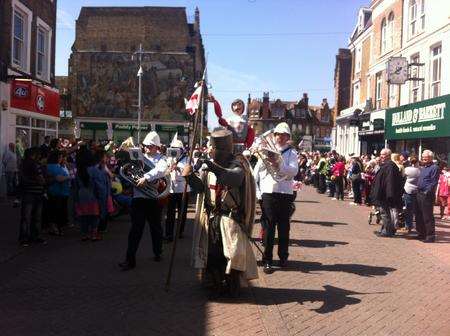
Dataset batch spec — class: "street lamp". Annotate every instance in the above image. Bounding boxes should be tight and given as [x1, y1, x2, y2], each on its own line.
[137, 65, 143, 144]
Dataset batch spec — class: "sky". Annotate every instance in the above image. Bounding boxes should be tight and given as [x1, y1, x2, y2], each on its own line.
[55, 0, 369, 128]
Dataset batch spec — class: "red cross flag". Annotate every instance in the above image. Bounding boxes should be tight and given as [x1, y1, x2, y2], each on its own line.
[185, 83, 203, 115]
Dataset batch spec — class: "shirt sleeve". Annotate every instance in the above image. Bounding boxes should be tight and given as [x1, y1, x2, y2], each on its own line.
[144, 158, 168, 182]
[253, 160, 262, 200]
[279, 149, 299, 178]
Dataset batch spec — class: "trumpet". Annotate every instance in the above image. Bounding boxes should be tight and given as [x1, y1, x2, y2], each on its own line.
[253, 129, 288, 182]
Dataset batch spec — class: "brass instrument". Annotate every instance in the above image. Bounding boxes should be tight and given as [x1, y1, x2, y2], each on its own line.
[253, 129, 288, 182]
[119, 147, 170, 199]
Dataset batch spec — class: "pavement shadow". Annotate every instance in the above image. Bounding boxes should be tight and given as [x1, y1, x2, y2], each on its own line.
[272, 260, 396, 277]
[291, 220, 347, 227]
[294, 200, 320, 204]
[251, 285, 374, 314]
[289, 239, 349, 248]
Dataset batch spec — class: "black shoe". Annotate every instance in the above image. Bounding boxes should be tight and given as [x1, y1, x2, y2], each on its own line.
[118, 261, 135, 271]
[373, 231, 393, 238]
[153, 255, 162, 262]
[33, 237, 48, 245]
[278, 259, 287, 268]
[423, 236, 435, 243]
[263, 263, 274, 274]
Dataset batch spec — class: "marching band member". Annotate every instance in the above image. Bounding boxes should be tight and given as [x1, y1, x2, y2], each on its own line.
[183, 128, 258, 298]
[119, 131, 168, 271]
[209, 95, 255, 153]
[164, 138, 190, 242]
[258, 122, 298, 274]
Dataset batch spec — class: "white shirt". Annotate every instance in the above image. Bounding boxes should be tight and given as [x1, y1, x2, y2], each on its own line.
[168, 155, 191, 194]
[257, 146, 299, 195]
[2, 149, 18, 172]
[134, 152, 168, 198]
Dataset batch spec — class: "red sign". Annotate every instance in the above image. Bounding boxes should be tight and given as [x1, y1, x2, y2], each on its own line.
[10, 80, 60, 118]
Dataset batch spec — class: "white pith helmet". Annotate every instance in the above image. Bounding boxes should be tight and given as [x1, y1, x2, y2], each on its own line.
[170, 139, 184, 149]
[142, 131, 161, 147]
[274, 122, 291, 135]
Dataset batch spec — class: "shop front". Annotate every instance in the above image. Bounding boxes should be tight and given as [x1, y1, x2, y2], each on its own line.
[385, 94, 450, 163]
[76, 119, 189, 146]
[358, 110, 386, 156]
[2, 79, 60, 155]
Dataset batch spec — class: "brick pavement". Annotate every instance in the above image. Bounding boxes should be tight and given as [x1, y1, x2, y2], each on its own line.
[1, 187, 450, 336]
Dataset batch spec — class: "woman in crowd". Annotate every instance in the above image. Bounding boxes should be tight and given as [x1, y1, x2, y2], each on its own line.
[74, 146, 101, 241]
[437, 162, 449, 219]
[402, 156, 420, 233]
[331, 155, 346, 201]
[92, 149, 113, 235]
[46, 150, 71, 236]
[363, 161, 376, 205]
[349, 156, 363, 205]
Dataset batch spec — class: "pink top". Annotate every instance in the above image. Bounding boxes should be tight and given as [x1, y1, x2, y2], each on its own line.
[437, 172, 449, 197]
[332, 162, 345, 177]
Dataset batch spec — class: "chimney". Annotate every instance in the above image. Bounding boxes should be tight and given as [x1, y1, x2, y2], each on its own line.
[247, 93, 251, 114]
[262, 92, 270, 119]
[300, 92, 309, 109]
[322, 98, 328, 106]
[194, 7, 200, 32]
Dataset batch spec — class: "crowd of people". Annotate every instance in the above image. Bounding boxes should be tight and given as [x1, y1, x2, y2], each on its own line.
[296, 147, 447, 242]
[1, 119, 447, 298]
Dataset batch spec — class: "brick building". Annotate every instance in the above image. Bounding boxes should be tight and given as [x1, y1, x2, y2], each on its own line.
[68, 6, 205, 145]
[247, 92, 333, 151]
[0, 0, 59, 161]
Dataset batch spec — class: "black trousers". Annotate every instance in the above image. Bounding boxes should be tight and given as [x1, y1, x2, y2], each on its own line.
[415, 191, 435, 238]
[165, 193, 189, 239]
[352, 179, 362, 204]
[262, 193, 292, 263]
[335, 176, 344, 200]
[126, 198, 162, 263]
[48, 195, 68, 230]
[318, 174, 326, 193]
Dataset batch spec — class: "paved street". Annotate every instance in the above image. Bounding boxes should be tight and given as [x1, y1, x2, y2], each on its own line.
[1, 187, 450, 336]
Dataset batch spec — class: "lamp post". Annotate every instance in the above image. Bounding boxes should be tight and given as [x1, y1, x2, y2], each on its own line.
[137, 65, 143, 144]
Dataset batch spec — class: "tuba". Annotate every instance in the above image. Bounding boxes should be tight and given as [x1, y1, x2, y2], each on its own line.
[119, 147, 170, 199]
[253, 129, 288, 182]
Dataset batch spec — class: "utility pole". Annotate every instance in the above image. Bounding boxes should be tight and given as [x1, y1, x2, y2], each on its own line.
[134, 44, 144, 144]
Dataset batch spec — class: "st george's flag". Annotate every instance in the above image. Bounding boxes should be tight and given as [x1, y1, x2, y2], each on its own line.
[185, 83, 203, 115]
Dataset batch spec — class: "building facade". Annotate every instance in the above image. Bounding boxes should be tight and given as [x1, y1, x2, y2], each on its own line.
[0, 0, 59, 160]
[334, 0, 450, 161]
[248, 92, 334, 152]
[68, 6, 205, 145]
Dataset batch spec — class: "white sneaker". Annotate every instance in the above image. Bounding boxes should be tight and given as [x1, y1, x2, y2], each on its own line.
[349, 202, 357, 205]
[331, 198, 337, 201]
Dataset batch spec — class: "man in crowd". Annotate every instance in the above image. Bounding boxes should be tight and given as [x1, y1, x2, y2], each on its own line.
[371, 148, 403, 237]
[3, 143, 18, 199]
[415, 150, 439, 242]
[119, 131, 168, 271]
[257, 122, 299, 273]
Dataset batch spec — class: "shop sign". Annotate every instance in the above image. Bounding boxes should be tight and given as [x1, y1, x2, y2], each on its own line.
[155, 124, 185, 133]
[113, 123, 151, 131]
[385, 94, 450, 140]
[80, 122, 107, 130]
[10, 80, 59, 117]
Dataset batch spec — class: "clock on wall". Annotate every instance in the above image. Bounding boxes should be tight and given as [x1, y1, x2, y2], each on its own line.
[386, 57, 408, 84]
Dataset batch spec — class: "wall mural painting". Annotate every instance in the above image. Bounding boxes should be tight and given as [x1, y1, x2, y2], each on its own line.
[75, 52, 195, 121]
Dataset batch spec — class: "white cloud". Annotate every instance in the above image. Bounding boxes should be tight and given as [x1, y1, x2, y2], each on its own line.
[57, 9, 75, 30]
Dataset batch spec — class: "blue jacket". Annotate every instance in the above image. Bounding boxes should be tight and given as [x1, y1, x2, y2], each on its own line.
[47, 164, 70, 197]
[90, 165, 112, 219]
[417, 163, 439, 194]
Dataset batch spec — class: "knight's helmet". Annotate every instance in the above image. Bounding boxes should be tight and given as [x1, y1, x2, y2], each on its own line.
[210, 128, 233, 153]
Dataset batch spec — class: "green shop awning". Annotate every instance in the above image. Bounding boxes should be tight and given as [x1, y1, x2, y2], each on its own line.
[385, 94, 450, 140]
[155, 124, 185, 133]
[80, 122, 107, 130]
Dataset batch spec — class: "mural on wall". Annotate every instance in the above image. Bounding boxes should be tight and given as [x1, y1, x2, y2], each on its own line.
[74, 52, 196, 121]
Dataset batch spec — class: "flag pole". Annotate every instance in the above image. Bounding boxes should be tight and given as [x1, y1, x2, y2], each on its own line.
[165, 76, 206, 292]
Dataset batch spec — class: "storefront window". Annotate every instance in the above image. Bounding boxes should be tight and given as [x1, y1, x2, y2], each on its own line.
[81, 129, 94, 140]
[46, 121, 57, 130]
[16, 128, 30, 155]
[32, 118, 46, 128]
[16, 115, 30, 126]
[31, 129, 45, 146]
[95, 130, 107, 142]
